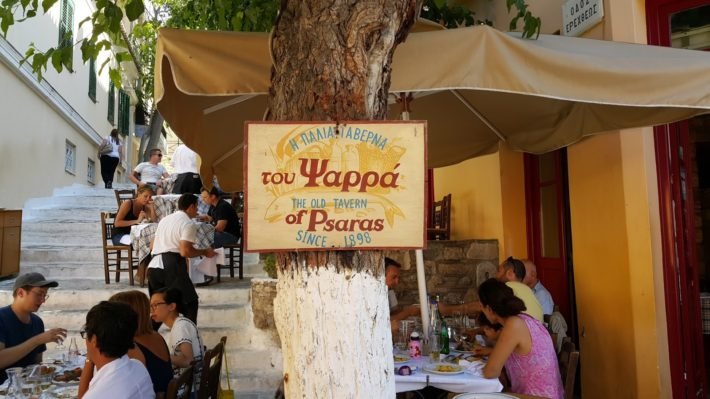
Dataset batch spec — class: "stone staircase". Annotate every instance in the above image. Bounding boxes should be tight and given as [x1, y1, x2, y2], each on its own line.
[1, 184, 283, 398]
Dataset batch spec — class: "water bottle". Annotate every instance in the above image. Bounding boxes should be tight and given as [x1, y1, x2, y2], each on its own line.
[68, 337, 79, 365]
[429, 296, 441, 342]
[408, 332, 422, 359]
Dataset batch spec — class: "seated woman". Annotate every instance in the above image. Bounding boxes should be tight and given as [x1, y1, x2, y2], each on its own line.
[78, 290, 173, 399]
[479, 278, 564, 399]
[112, 185, 155, 245]
[150, 288, 205, 395]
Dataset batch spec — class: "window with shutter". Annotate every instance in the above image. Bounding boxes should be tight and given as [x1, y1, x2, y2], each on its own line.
[107, 81, 115, 125]
[118, 89, 130, 135]
[88, 57, 96, 102]
[58, 0, 74, 52]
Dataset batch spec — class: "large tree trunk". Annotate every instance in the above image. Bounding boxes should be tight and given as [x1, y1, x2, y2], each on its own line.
[268, 1, 420, 397]
[139, 109, 164, 161]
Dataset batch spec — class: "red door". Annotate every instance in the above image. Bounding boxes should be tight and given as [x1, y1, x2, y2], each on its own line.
[647, 1, 710, 397]
[524, 149, 575, 326]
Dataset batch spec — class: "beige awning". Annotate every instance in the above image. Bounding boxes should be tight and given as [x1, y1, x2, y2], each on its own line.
[155, 25, 710, 192]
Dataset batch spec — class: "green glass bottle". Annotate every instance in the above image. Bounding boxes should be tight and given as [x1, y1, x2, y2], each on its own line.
[440, 306, 450, 355]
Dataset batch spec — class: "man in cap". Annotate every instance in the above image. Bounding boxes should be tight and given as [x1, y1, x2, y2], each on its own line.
[0, 273, 66, 383]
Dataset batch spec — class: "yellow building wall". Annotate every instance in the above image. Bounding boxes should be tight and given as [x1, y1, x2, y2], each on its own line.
[436, 1, 670, 397]
[433, 144, 527, 260]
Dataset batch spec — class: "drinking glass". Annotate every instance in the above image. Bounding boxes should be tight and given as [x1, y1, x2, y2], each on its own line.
[429, 334, 440, 362]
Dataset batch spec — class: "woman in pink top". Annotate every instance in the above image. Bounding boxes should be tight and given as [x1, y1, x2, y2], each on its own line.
[479, 278, 564, 399]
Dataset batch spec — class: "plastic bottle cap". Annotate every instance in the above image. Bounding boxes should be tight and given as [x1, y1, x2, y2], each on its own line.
[410, 332, 420, 339]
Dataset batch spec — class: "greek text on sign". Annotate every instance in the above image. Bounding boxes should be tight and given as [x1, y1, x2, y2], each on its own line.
[562, 0, 604, 37]
[244, 121, 427, 252]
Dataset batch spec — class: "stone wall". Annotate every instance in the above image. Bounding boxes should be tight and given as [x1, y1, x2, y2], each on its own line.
[251, 239, 499, 335]
[386, 239, 499, 305]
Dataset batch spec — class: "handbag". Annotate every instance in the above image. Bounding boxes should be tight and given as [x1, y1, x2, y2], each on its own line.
[98, 140, 113, 155]
[217, 344, 234, 399]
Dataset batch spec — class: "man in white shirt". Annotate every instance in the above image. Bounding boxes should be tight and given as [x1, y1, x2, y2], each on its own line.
[82, 301, 154, 399]
[386, 258, 419, 333]
[522, 259, 555, 315]
[148, 194, 215, 324]
[171, 144, 203, 195]
[130, 148, 169, 194]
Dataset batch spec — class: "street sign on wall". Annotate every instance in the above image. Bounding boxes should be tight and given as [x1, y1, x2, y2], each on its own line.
[244, 121, 427, 252]
[562, 0, 604, 37]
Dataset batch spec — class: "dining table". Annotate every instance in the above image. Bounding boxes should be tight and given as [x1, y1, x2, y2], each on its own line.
[152, 193, 210, 221]
[130, 221, 215, 264]
[394, 352, 503, 394]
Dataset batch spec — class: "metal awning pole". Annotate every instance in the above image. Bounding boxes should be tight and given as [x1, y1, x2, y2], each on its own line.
[397, 92, 430, 339]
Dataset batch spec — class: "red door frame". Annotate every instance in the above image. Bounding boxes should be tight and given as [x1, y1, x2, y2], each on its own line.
[523, 150, 573, 324]
[647, 1, 709, 397]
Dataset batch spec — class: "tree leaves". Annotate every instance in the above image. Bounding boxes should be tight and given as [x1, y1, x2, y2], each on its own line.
[125, 0, 143, 21]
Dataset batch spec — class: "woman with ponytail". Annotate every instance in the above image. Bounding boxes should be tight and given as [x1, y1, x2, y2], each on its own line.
[478, 278, 563, 399]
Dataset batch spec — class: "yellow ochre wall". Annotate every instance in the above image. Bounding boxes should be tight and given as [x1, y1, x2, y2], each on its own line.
[435, 1, 670, 398]
[433, 144, 527, 261]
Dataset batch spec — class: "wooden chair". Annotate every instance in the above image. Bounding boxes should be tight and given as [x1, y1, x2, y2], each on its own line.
[166, 364, 195, 399]
[427, 193, 452, 240]
[558, 338, 580, 399]
[218, 241, 243, 282]
[114, 189, 136, 209]
[197, 336, 227, 399]
[100, 211, 136, 285]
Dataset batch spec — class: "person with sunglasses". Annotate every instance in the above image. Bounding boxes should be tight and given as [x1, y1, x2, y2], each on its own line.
[130, 148, 169, 195]
[0, 273, 66, 383]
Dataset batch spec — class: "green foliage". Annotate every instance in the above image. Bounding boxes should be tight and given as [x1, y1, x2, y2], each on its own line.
[263, 253, 277, 279]
[420, 0, 487, 28]
[506, 0, 541, 38]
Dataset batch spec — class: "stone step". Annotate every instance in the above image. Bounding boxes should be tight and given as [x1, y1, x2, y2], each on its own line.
[23, 208, 114, 222]
[18, 260, 266, 280]
[0, 278, 253, 307]
[24, 195, 119, 210]
[22, 221, 101, 235]
[22, 231, 103, 246]
[20, 262, 107, 279]
[36, 303, 249, 330]
[21, 245, 104, 262]
[52, 183, 136, 197]
[231, 369, 282, 395]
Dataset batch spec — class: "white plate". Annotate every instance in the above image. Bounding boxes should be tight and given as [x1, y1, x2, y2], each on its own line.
[423, 363, 465, 375]
[452, 394, 517, 399]
[393, 355, 411, 364]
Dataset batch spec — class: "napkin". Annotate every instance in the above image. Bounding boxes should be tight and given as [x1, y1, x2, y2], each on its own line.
[460, 358, 485, 376]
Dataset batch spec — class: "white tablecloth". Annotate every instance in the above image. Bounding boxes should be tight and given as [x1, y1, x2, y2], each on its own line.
[394, 357, 503, 394]
[189, 248, 225, 282]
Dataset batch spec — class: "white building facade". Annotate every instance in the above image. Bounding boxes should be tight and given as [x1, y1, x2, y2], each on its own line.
[0, 0, 141, 208]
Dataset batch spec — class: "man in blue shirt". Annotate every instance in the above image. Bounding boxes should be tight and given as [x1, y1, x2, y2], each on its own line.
[0, 273, 66, 383]
[522, 259, 555, 316]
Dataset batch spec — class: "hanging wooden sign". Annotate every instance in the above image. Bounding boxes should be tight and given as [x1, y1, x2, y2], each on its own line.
[244, 121, 427, 252]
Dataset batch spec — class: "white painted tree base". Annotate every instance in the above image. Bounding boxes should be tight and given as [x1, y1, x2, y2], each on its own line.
[274, 254, 395, 398]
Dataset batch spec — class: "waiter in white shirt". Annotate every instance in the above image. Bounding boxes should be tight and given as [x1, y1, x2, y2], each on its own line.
[171, 144, 203, 195]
